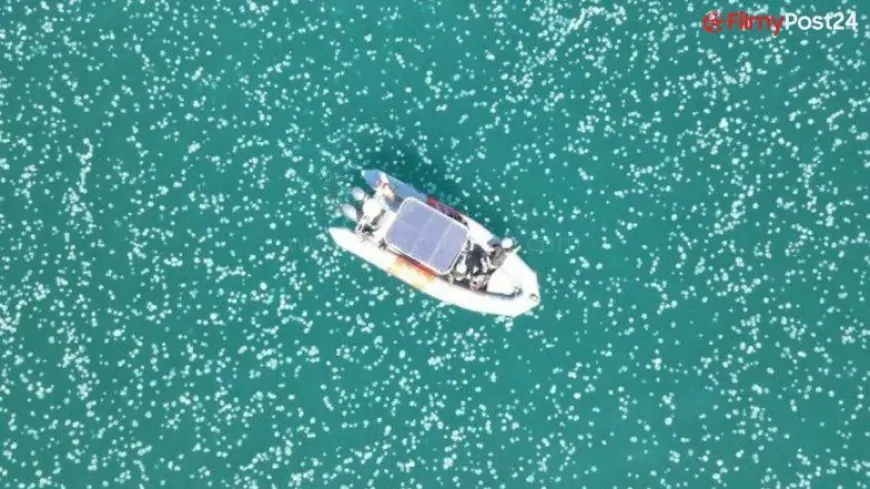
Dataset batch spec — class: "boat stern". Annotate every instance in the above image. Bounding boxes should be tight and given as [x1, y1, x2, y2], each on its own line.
[328, 227, 359, 248]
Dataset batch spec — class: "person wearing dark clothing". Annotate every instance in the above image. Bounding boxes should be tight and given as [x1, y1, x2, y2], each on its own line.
[487, 237, 514, 270]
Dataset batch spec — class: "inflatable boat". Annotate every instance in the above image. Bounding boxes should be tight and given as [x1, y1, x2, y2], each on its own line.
[328, 170, 541, 317]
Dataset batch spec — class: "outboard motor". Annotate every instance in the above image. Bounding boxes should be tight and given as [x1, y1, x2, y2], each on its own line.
[351, 187, 368, 202]
[340, 203, 359, 222]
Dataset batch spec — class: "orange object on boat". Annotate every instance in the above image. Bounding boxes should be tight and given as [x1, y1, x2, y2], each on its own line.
[388, 256, 435, 290]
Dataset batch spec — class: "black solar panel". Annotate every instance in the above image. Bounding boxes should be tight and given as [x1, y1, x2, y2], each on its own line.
[385, 198, 469, 275]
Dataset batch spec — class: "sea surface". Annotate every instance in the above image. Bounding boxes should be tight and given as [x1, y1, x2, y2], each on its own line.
[1, 2, 868, 488]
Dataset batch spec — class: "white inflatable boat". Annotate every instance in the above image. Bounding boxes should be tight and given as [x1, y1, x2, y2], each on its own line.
[328, 170, 541, 317]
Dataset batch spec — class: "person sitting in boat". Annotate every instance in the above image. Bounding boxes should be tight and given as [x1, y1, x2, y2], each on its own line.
[351, 187, 387, 236]
[469, 272, 489, 291]
[466, 244, 487, 275]
[451, 259, 469, 284]
[462, 245, 492, 290]
[487, 237, 516, 271]
[377, 174, 397, 201]
[361, 198, 385, 231]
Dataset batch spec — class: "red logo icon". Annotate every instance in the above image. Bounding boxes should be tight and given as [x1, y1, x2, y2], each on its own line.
[702, 11, 724, 33]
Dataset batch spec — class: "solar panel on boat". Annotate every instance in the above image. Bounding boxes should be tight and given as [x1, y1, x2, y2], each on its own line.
[385, 198, 469, 275]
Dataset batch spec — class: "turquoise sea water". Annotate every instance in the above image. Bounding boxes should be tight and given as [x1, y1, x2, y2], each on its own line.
[1, 2, 868, 488]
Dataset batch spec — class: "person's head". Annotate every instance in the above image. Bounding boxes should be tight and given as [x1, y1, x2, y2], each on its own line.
[501, 237, 514, 249]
